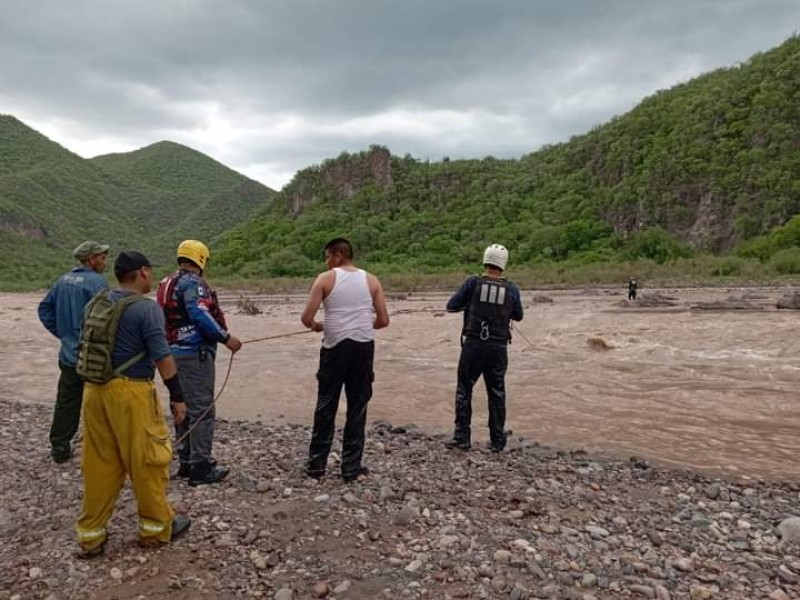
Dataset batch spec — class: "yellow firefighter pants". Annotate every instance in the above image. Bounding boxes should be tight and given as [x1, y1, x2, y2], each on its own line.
[76, 378, 174, 550]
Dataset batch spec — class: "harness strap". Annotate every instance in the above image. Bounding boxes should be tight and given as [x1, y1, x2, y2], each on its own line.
[112, 350, 148, 377]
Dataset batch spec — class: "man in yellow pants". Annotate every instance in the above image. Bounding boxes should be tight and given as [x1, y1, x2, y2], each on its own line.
[76, 251, 191, 558]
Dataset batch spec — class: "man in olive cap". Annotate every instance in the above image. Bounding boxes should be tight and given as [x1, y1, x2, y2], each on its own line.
[38, 240, 110, 463]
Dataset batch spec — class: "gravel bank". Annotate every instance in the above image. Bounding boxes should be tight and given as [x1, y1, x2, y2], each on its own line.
[1, 400, 798, 599]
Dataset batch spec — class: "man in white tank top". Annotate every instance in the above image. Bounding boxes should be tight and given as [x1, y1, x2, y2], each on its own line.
[300, 238, 390, 482]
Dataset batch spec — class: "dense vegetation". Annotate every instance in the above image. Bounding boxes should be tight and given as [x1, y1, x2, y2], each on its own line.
[0, 118, 275, 288]
[214, 35, 800, 281]
[2, 35, 799, 291]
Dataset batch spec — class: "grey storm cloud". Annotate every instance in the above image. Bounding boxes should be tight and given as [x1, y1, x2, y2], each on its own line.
[1, 0, 798, 188]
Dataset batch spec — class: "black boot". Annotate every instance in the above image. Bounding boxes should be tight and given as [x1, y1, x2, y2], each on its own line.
[170, 514, 192, 540]
[175, 457, 216, 479]
[445, 437, 471, 451]
[342, 465, 370, 483]
[305, 462, 326, 479]
[188, 460, 230, 487]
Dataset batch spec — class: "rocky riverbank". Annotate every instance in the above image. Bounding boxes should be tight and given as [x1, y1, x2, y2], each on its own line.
[1, 400, 798, 599]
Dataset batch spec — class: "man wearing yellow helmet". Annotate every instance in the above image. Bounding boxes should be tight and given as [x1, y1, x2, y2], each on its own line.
[444, 244, 523, 453]
[156, 240, 242, 486]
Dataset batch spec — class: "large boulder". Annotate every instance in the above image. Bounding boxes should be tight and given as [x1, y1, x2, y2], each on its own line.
[778, 517, 800, 542]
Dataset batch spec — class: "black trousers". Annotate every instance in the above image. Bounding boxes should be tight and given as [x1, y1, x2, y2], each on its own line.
[50, 363, 84, 459]
[453, 339, 508, 450]
[307, 339, 374, 478]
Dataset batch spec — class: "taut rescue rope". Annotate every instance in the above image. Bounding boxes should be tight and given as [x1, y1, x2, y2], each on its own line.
[172, 329, 312, 448]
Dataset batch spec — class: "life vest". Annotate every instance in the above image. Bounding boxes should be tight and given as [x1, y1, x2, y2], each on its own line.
[156, 272, 189, 344]
[156, 270, 227, 344]
[76, 291, 147, 383]
[463, 277, 514, 343]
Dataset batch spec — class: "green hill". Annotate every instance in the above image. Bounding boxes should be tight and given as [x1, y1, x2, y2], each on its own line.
[91, 141, 251, 224]
[0, 116, 276, 288]
[90, 142, 275, 260]
[4, 35, 800, 289]
[215, 35, 800, 279]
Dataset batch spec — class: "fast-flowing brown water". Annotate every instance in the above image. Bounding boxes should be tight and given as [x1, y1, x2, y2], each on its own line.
[4, 287, 799, 479]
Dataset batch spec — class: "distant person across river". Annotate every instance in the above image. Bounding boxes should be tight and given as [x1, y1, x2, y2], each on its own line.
[628, 278, 638, 301]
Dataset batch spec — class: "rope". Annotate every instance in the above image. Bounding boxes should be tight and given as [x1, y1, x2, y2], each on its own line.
[390, 307, 443, 316]
[241, 329, 313, 345]
[172, 329, 312, 449]
[510, 322, 536, 349]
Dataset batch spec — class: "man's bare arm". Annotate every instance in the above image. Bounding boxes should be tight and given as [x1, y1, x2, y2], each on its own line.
[369, 274, 390, 330]
[155, 354, 178, 380]
[300, 272, 331, 332]
[156, 355, 187, 426]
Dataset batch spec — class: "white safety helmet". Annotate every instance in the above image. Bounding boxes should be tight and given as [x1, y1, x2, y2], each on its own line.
[482, 244, 509, 271]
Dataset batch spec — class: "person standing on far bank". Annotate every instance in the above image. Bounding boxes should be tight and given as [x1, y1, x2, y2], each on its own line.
[38, 240, 110, 463]
[156, 240, 242, 486]
[628, 277, 638, 301]
[300, 238, 390, 482]
[445, 244, 523, 453]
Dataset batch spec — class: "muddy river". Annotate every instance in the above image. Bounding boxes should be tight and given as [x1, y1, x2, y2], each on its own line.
[3, 287, 799, 480]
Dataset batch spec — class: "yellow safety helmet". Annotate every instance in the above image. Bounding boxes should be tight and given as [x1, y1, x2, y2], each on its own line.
[177, 239, 210, 271]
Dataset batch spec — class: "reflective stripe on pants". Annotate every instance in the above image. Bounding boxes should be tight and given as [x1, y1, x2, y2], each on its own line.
[76, 378, 174, 547]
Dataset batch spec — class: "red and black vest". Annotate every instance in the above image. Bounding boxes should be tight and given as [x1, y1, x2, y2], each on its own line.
[156, 270, 227, 344]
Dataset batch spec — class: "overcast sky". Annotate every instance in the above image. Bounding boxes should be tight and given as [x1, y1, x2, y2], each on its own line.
[1, 1, 797, 190]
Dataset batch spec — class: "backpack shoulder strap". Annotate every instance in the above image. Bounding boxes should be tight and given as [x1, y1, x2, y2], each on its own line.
[112, 350, 148, 376]
[109, 295, 150, 377]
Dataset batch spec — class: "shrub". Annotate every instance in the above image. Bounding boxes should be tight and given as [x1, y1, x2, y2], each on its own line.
[770, 248, 800, 275]
[711, 257, 744, 276]
[623, 227, 693, 264]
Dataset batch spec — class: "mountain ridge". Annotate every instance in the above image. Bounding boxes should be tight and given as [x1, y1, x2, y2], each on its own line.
[0, 117, 277, 287]
[213, 34, 800, 278]
[2, 35, 799, 288]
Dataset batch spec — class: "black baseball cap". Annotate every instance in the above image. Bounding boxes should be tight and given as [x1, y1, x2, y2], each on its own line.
[114, 251, 152, 280]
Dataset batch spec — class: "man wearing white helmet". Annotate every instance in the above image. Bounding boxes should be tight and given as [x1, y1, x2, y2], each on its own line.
[156, 240, 242, 486]
[444, 244, 523, 452]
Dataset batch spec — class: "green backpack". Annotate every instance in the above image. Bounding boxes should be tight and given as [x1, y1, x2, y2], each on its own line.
[76, 291, 148, 383]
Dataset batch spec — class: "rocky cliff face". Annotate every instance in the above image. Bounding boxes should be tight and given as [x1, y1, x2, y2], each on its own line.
[686, 192, 736, 252]
[0, 215, 45, 240]
[287, 146, 393, 216]
[602, 188, 737, 252]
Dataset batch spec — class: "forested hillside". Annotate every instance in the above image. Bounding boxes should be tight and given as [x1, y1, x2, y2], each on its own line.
[215, 35, 800, 279]
[0, 117, 276, 288]
[3, 35, 799, 289]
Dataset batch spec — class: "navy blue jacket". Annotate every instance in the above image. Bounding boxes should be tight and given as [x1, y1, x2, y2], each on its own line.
[38, 267, 109, 366]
